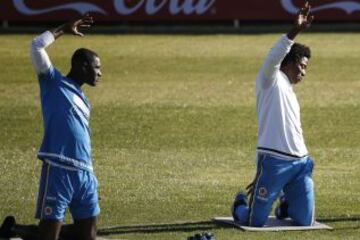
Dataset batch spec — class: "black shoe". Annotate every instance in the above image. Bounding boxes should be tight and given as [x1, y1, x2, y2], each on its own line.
[187, 233, 201, 240]
[0, 216, 16, 238]
[187, 232, 215, 240]
[275, 195, 289, 220]
[202, 231, 215, 240]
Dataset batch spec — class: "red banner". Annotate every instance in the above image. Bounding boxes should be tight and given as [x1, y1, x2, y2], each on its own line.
[1, 0, 360, 22]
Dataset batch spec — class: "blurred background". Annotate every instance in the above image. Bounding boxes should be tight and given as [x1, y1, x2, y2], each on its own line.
[1, 0, 360, 33]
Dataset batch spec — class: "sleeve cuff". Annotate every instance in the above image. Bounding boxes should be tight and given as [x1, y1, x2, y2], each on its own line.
[41, 31, 55, 46]
[282, 34, 294, 45]
[34, 31, 55, 48]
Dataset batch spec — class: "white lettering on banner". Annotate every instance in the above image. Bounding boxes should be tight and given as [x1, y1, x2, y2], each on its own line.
[114, 0, 216, 15]
[114, 0, 144, 15]
[114, 0, 167, 15]
[281, 0, 360, 15]
[169, 0, 216, 15]
[12, 0, 107, 15]
[146, 0, 168, 15]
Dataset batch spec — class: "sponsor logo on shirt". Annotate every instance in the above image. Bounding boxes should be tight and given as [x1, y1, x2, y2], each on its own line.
[46, 196, 57, 201]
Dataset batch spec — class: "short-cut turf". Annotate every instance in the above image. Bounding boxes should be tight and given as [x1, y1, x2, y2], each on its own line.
[0, 33, 359, 239]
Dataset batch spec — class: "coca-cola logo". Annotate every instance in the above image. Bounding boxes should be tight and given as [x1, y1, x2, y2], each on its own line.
[114, 0, 216, 15]
[281, 0, 360, 14]
[13, 0, 216, 16]
[13, 0, 106, 15]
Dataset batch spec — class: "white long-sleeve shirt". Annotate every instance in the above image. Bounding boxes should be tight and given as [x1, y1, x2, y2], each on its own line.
[256, 35, 308, 159]
[30, 31, 55, 75]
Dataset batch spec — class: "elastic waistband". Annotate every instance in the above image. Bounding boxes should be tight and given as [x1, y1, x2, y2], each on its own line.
[38, 152, 93, 172]
[257, 147, 308, 160]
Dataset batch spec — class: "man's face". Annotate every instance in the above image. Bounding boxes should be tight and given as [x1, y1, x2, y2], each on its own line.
[288, 57, 309, 84]
[85, 56, 102, 87]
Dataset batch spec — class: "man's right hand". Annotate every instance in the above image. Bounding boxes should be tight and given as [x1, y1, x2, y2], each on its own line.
[295, 1, 314, 32]
[287, 1, 314, 40]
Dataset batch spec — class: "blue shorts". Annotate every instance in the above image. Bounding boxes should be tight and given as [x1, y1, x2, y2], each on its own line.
[234, 152, 315, 227]
[35, 161, 100, 221]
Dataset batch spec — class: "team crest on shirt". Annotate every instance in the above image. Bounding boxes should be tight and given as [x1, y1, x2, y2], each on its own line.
[257, 187, 268, 201]
[44, 206, 53, 215]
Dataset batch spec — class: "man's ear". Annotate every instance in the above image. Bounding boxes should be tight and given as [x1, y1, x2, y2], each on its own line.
[82, 61, 89, 72]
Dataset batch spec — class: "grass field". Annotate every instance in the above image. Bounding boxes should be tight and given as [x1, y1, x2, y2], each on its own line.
[0, 32, 360, 239]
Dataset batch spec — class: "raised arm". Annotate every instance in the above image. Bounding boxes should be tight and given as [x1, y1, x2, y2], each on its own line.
[258, 2, 313, 88]
[30, 15, 94, 76]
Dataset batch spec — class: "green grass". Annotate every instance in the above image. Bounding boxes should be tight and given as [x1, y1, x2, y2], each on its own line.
[1, 33, 360, 239]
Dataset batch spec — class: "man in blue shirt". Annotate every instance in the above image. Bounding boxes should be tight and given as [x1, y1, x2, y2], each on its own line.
[0, 15, 102, 240]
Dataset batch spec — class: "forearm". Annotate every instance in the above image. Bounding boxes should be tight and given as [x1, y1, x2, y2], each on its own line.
[30, 31, 55, 75]
[50, 23, 68, 39]
[287, 27, 302, 40]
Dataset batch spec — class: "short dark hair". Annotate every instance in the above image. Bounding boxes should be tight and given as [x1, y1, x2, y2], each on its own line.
[71, 48, 98, 68]
[281, 43, 311, 67]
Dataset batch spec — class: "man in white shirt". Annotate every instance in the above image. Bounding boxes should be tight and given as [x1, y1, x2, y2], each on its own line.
[232, 2, 315, 227]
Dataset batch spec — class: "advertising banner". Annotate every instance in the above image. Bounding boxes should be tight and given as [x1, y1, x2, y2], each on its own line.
[1, 0, 360, 22]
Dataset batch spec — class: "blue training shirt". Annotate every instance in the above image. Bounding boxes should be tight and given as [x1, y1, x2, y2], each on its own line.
[37, 66, 93, 172]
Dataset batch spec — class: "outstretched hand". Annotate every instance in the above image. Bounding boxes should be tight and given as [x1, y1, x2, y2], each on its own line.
[66, 15, 94, 37]
[51, 14, 94, 39]
[294, 1, 314, 31]
[287, 1, 314, 40]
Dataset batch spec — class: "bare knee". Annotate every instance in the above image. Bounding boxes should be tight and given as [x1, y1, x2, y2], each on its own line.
[39, 220, 62, 240]
[79, 227, 96, 240]
[74, 217, 97, 240]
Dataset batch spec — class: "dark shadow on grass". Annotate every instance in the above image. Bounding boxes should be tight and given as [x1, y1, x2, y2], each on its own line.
[318, 216, 360, 231]
[97, 216, 360, 236]
[331, 225, 360, 231]
[97, 220, 234, 236]
[318, 216, 360, 223]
